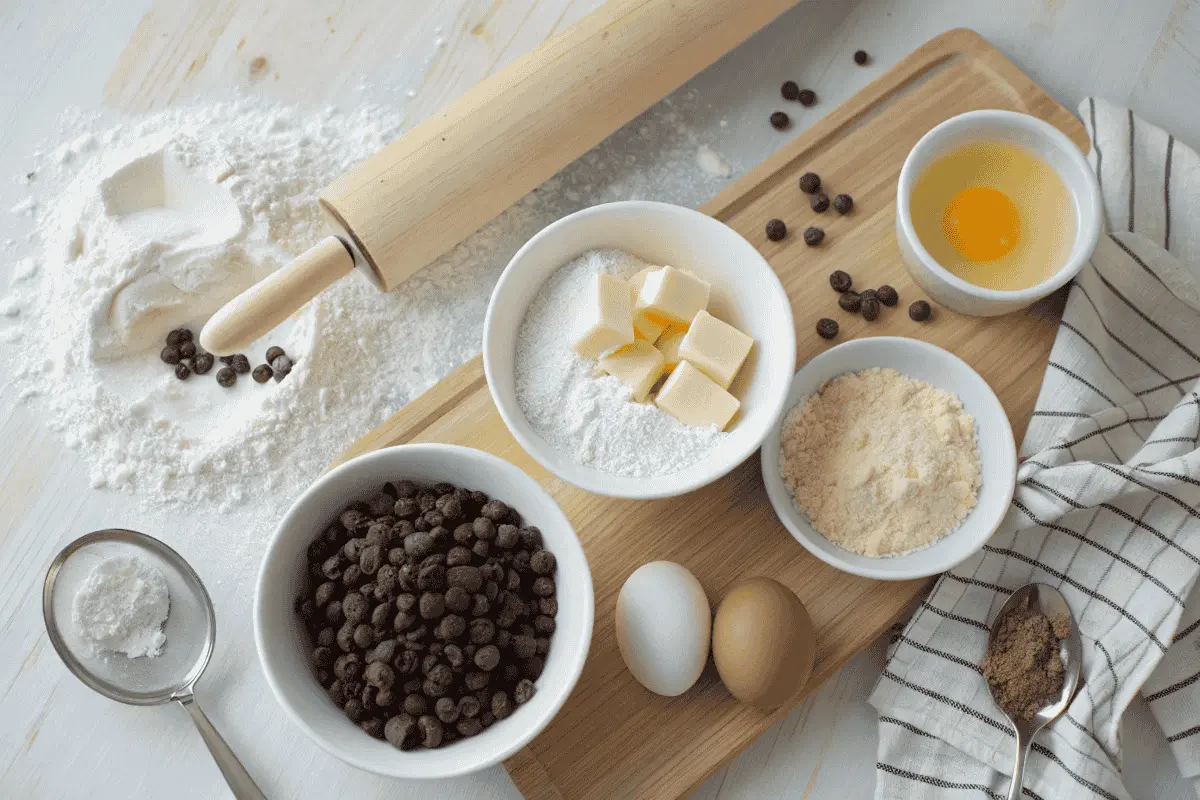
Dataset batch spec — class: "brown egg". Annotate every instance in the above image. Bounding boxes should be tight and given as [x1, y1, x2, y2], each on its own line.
[711, 577, 816, 709]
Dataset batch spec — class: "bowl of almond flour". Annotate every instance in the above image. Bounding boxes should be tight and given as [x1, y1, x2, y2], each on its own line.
[760, 337, 1017, 580]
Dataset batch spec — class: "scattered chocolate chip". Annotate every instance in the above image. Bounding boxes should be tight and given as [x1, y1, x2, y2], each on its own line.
[272, 354, 294, 382]
[781, 80, 800, 101]
[219, 355, 236, 366]
[230, 354, 251, 374]
[797, 88, 816, 106]
[166, 328, 192, 346]
[909, 300, 933, 322]
[832, 193, 854, 215]
[252, 364, 273, 383]
[810, 192, 830, 213]
[803, 226, 825, 247]
[769, 111, 790, 130]
[160, 346, 182, 365]
[174, 362, 191, 380]
[861, 296, 881, 321]
[838, 291, 862, 312]
[876, 285, 899, 307]
[854, 49, 869, 65]
[216, 367, 237, 388]
[859, 288, 877, 302]
[816, 318, 839, 339]
[798, 172, 821, 194]
[179, 341, 196, 360]
[265, 345, 285, 364]
[765, 218, 787, 242]
[191, 352, 214, 375]
[829, 270, 853, 292]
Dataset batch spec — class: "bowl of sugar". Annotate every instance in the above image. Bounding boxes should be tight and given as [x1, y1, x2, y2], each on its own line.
[483, 201, 796, 499]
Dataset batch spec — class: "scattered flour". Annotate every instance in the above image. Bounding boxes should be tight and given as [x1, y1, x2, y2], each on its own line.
[515, 249, 727, 477]
[695, 145, 732, 178]
[779, 368, 981, 557]
[72, 555, 170, 659]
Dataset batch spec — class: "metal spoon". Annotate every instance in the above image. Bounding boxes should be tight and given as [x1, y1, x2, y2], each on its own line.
[986, 582, 1082, 800]
[42, 529, 267, 800]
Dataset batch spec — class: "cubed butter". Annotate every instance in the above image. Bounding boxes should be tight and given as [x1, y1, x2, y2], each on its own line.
[630, 267, 668, 342]
[655, 360, 740, 430]
[571, 272, 634, 359]
[599, 340, 666, 402]
[654, 325, 688, 372]
[636, 266, 711, 326]
[678, 310, 755, 389]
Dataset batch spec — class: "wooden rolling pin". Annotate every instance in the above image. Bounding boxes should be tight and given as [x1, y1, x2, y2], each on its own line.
[200, 0, 800, 356]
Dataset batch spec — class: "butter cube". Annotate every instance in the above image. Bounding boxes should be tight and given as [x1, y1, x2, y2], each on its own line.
[599, 340, 666, 402]
[629, 268, 668, 342]
[654, 325, 688, 372]
[636, 266, 711, 326]
[571, 272, 634, 359]
[678, 310, 754, 389]
[655, 360, 740, 430]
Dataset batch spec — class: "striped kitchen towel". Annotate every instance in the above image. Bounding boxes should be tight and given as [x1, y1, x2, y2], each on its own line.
[869, 99, 1200, 799]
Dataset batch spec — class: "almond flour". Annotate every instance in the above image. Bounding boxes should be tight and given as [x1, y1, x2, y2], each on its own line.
[778, 367, 981, 557]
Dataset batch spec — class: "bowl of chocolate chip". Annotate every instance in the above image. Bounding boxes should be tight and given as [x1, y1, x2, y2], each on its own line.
[254, 443, 593, 779]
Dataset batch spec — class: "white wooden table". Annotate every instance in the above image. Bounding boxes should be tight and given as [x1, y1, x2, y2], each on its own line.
[1, 1, 1197, 797]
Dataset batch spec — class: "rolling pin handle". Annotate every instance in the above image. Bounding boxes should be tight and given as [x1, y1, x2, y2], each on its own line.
[199, 235, 355, 356]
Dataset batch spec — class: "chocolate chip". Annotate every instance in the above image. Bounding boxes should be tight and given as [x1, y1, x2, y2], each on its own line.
[160, 346, 182, 365]
[480, 499, 509, 522]
[385, 714, 417, 750]
[816, 318, 839, 339]
[909, 300, 933, 322]
[191, 352, 214, 374]
[532, 577, 555, 597]
[859, 289, 877, 302]
[252, 364, 273, 383]
[833, 193, 854, 214]
[829, 270, 853, 292]
[798, 172, 821, 193]
[178, 341, 196, 360]
[781, 80, 800, 101]
[216, 367, 236, 388]
[765, 218, 787, 241]
[229, 354, 250, 374]
[797, 88, 816, 106]
[174, 362, 191, 380]
[838, 291, 861, 312]
[520, 527, 543, 550]
[876, 285, 899, 307]
[769, 111, 790, 130]
[861, 296, 881, 321]
[803, 226, 825, 246]
[810, 192, 830, 213]
[165, 328, 191, 346]
[530, 550, 556, 575]
[265, 345, 285, 364]
[854, 49, 869, 65]
[514, 679, 536, 705]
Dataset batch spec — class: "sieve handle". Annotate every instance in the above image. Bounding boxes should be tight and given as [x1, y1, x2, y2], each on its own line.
[177, 693, 268, 800]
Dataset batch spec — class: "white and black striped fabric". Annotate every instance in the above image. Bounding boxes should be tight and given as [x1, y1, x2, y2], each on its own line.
[868, 99, 1200, 799]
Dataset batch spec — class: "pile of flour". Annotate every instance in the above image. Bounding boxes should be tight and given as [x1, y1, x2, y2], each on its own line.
[0, 88, 735, 519]
[515, 249, 727, 477]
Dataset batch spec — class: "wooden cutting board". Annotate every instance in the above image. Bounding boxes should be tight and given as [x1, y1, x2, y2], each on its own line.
[333, 28, 1085, 800]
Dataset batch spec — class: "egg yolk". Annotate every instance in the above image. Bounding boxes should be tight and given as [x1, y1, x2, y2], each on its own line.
[942, 186, 1020, 262]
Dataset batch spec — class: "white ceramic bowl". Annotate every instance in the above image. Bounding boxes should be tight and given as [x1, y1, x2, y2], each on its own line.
[896, 109, 1102, 316]
[483, 201, 796, 499]
[760, 337, 1017, 580]
[254, 444, 594, 779]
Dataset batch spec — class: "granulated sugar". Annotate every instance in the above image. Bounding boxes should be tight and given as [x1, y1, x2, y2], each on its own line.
[779, 368, 981, 557]
[515, 249, 727, 477]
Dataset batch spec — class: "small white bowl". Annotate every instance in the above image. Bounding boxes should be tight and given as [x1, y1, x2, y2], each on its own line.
[254, 444, 594, 779]
[760, 337, 1017, 581]
[483, 201, 796, 499]
[896, 109, 1102, 316]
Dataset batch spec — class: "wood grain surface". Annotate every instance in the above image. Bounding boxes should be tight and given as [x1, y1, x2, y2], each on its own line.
[332, 28, 1086, 799]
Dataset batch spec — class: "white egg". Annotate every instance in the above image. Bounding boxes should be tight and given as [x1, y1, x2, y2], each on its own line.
[615, 561, 711, 696]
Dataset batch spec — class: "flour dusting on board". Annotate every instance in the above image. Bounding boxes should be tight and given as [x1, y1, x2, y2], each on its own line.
[0, 89, 734, 522]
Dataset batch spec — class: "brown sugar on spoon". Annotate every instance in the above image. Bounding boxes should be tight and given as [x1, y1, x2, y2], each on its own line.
[983, 594, 1069, 723]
